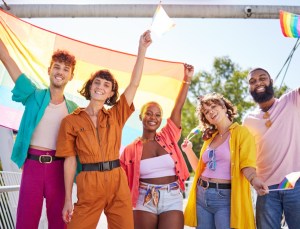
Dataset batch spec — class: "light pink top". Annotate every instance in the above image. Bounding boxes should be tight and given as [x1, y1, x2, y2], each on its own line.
[244, 89, 300, 186]
[202, 134, 231, 180]
[31, 101, 68, 150]
[140, 154, 175, 178]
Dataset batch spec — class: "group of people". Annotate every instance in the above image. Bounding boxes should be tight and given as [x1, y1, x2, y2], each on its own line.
[0, 29, 299, 229]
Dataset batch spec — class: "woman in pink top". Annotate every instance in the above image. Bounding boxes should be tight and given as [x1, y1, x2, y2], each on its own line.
[120, 64, 193, 229]
[182, 93, 268, 229]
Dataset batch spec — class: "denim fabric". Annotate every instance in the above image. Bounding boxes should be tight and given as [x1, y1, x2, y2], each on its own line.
[134, 182, 183, 215]
[256, 180, 300, 229]
[196, 185, 231, 229]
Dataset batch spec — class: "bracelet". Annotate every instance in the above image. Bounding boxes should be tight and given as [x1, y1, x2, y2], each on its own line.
[249, 174, 257, 185]
[183, 80, 191, 85]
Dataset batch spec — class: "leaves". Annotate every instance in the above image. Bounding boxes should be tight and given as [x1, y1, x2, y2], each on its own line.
[180, 56, 289, 169]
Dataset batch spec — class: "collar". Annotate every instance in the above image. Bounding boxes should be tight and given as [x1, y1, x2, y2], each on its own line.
[73, 107, 109, 115]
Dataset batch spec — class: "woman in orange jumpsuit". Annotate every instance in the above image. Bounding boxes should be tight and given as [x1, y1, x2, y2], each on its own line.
[56, 30, 152, 229]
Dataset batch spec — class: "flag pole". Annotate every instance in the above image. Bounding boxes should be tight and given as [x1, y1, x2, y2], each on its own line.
[268, 188, 293, 192]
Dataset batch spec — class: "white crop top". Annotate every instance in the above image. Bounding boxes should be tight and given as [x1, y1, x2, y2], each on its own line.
[140, 154, 176, 179]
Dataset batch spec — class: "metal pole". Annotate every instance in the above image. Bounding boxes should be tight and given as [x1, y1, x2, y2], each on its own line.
[0, 4, 299, 19]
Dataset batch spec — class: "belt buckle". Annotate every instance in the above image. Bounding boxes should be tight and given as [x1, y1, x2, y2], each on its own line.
[39, 155, 52, 164]
[101, 161, 111, 171]
[201, 179, 209, 190]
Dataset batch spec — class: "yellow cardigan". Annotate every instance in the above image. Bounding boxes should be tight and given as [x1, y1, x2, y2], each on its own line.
[184, 123, 256, 229]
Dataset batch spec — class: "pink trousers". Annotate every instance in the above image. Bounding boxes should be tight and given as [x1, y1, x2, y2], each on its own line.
[16, 148, 66, 229]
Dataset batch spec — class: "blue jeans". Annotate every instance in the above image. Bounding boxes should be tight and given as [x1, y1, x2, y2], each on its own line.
[256, 180, 300, 229]
[196, 185, 231, 229]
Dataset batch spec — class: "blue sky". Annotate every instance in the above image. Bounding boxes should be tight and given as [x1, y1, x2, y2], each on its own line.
[20, 1, 300, 89]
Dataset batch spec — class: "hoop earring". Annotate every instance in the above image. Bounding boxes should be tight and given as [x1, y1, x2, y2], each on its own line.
[106, 98, 111, 104]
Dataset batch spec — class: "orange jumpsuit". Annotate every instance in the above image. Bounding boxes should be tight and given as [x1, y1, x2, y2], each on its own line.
[56, 94, 134, 229]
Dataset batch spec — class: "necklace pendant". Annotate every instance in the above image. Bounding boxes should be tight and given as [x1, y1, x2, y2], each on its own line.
[265, 120, 272, 128]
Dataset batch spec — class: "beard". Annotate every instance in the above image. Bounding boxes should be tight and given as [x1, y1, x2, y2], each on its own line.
[250, 82, 274, 103]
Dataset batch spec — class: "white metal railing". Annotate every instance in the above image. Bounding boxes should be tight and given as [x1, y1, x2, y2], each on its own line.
[0, 171, 21, 229]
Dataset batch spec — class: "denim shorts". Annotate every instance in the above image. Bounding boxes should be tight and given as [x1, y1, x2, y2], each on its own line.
[133, 182, 183, 215]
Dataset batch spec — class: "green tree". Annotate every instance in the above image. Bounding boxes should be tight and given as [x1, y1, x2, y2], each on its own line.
[181, 56, 289, 171]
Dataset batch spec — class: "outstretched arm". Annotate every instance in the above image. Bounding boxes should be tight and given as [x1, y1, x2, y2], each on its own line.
[170, 64, 194, 127]
[124, 30, 152, 105]
[0, 39, 22, 82]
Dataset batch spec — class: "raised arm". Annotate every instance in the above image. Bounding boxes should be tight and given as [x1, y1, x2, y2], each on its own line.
[170, 64, 194, 127]
[123, 30, 152, 105]
[0, 39, 22, 82]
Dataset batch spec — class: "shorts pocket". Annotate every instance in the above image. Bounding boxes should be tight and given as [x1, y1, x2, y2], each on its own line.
[170, 188, 182, 196]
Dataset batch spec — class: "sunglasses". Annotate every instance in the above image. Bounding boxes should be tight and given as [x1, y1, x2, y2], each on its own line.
[263, 112, 272, 128]
[208, 149, 216, 171]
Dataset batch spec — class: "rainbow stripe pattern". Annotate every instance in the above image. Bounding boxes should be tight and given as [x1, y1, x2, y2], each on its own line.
[277, 171, 300, 189]
[187, 126, 201, 140]
[280, 10, 300, 38]
[0, 9, 184, 151]
[278, 177, 294, 189]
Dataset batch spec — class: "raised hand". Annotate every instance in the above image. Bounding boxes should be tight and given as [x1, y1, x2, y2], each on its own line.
[139, 30, 152, 49]
[184, 63, 194, 81]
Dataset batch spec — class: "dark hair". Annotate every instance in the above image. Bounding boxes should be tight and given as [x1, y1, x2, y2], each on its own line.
[247, 67, 271, 79]
[139, 101, 163, 116]
[79, 70, 119, 105]
[196, 93, 237, 139]
[50, 50, 76, 74]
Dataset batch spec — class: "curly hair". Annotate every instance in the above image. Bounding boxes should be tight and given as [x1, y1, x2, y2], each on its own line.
[79, 70, 119, 105]
[196, 93, 237, 139]
[50, 50, 76, 74]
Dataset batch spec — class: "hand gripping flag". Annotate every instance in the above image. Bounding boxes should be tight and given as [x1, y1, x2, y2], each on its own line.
[0, 9, 184, 151]
[280, 10, 300, 38]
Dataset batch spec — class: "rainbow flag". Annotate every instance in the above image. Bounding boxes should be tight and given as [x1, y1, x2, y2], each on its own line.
[280, 10, 300, 38]
[187, 126, 201, 140]
[269, 171, 300, 191]
[0, 9, 184, 151]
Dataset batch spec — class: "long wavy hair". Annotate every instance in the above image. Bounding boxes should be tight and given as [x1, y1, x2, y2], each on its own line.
[196, 93, 237, 140]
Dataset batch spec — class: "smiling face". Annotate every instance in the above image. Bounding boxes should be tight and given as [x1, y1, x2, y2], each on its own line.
[248, 69, 274, 103]
[89, 77, 114, 102]
[202, 102, 227, 126]
[79, 70, 119, 104]
[140, 102, 163, 131]
[48, 61, 74, 89]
